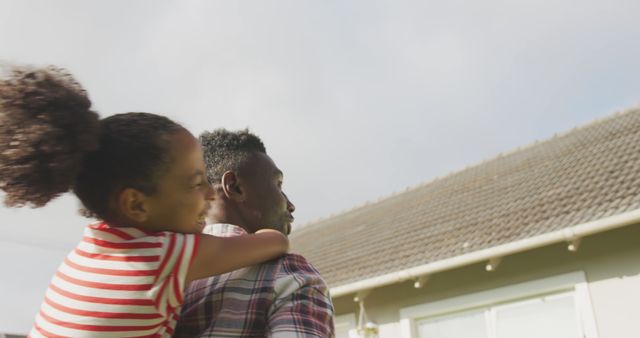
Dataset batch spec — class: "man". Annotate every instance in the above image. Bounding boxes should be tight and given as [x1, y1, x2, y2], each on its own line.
[174, 129, 335, 338]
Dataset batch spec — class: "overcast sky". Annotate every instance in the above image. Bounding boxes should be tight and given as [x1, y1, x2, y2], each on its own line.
[1, 0, 640, 333]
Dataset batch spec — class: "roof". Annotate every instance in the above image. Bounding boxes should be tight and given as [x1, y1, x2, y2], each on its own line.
[290, 107, 640, 289]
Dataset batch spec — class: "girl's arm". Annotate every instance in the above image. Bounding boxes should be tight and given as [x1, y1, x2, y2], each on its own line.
[186, 229, 288, 283]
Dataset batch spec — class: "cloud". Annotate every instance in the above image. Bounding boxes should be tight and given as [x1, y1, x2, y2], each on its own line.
[1, 0, 639, 331]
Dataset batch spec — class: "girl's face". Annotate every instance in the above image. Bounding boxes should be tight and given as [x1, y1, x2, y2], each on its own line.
[144, 129, 214, 233]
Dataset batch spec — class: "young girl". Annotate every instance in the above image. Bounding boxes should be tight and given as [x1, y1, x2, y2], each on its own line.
[0, 64, 288, 337]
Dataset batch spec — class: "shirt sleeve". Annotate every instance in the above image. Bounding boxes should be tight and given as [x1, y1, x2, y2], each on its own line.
[267, 268, 335, 338]
[151, 232, 200, 316]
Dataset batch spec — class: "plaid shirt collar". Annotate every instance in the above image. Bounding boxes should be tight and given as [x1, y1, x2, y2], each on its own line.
[202, 223, 248, 237]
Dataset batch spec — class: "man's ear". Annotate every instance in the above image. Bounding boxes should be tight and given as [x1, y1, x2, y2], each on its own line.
[220, 171, 244, 201]
[116, 188, 150, 223]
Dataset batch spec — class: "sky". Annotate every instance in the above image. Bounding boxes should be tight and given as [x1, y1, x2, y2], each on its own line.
[1, 0, 640, 333]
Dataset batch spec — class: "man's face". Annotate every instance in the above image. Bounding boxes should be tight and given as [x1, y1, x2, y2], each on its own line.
[238, 152, 295, 234]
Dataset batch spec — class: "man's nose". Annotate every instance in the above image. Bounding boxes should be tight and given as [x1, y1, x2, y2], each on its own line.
[284, 193, 295, 213]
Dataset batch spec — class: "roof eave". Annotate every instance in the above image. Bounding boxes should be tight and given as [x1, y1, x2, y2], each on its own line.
[330, 207, 640, 298]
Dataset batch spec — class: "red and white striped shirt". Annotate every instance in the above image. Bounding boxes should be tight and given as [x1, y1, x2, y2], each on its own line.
[29, 222, 199, 337]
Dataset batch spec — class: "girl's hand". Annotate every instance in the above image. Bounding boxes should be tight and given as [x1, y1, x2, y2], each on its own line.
[255, 228, 289, 252]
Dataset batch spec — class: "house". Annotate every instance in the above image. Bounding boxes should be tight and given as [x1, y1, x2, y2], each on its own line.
[290, 108, 640, 338]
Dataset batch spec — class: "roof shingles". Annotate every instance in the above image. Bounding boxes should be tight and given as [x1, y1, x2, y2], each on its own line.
[290, 109, 640, 287]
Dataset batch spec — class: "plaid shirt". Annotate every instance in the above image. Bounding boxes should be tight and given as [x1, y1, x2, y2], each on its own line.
[174, 224, 335, 338]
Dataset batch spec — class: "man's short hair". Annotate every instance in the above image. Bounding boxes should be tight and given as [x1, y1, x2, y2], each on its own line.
[199, 129, 266, 184]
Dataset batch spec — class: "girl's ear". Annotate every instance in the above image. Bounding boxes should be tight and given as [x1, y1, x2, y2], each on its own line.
[221, 171, 244, 201]
[116, 188, 150, 223]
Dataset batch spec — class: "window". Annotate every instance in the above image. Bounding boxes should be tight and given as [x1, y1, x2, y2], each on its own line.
[493, 292, 579, 338]
[417, 308, 488, 338]
[335, 313, 357, 338]
[400, 272, 598, 338]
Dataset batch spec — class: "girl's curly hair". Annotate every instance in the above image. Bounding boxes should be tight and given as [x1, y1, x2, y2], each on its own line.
[0, 64, 184, 220]
[0, 65, 99, 207]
